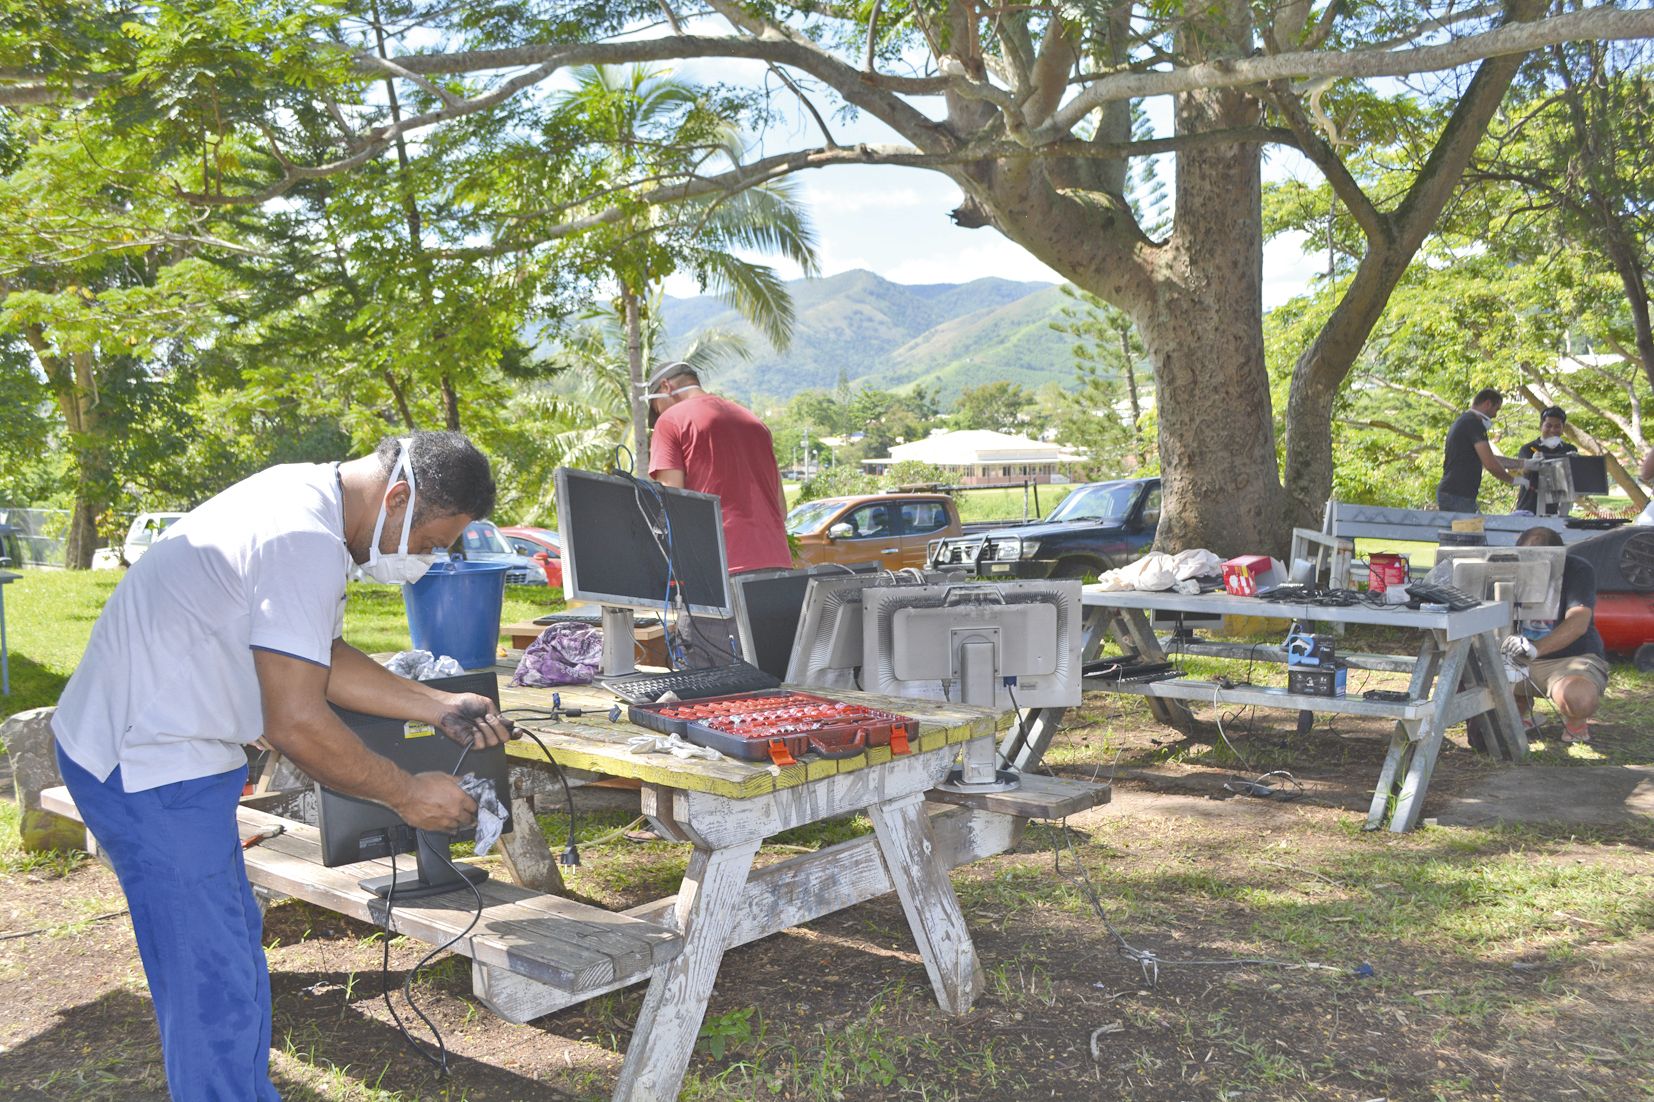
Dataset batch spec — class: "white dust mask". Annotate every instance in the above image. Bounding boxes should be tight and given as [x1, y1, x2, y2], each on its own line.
[1540, 435, 1563, 448]
[361, 438, 445, 584]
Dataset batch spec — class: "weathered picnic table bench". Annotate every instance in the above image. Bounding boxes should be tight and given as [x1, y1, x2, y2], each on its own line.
[44, 674, 1107, 1102]
[1006, 587, 1523, 833]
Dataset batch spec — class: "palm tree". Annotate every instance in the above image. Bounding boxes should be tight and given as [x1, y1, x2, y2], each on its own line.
[553, 65, 819, 457]
[495, 303, 754, 520]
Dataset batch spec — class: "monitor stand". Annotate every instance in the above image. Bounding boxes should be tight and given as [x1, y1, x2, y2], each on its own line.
[359, 828, 490, 901]
[936, 638, 1020, 794]
[601, 605, 637, 677]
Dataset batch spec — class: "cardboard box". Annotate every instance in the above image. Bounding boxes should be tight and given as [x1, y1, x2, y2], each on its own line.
[1223, 555, 1275, 596]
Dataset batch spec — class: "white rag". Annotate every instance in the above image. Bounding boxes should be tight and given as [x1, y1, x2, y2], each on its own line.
[1093, 548, 1224, 592]
[384, 650, 467, 680]
[455, 773, 508, 855]
[626, 732, 725, 761]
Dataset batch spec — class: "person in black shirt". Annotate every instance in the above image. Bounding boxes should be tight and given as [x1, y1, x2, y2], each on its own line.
[1500, 527, 1608, 742]
[1513, 405, 1579, 514]
[1436, 387, 1525, 513]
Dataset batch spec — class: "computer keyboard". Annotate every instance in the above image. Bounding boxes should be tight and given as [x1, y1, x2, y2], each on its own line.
[534, 611, 660, 627]
[1404, 581, 1482, 611]
[596, 659, 782, 704]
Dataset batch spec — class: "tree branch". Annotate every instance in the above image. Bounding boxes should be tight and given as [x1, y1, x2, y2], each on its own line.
[1265, 81, 1389, 243]
[1050, 4, 1654, 135]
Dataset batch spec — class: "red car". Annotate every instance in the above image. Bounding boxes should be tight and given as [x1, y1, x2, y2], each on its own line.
[500, 525, 564, 588]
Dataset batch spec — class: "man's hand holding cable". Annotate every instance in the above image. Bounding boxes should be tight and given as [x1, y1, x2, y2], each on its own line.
[433, 692, 516, 748]
[1501, 634, 1538, 663]
[395, 772, 479, 832]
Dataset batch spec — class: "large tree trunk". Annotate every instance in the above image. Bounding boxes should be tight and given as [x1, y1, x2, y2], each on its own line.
[1139, 120, 1284, 555]
[32, 339, 106, 569]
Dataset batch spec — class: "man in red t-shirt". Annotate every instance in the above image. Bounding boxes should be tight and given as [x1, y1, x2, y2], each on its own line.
[648, 362, 792, 662]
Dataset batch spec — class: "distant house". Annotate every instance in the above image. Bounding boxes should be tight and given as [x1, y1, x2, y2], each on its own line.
[862, 429, 1085, 485]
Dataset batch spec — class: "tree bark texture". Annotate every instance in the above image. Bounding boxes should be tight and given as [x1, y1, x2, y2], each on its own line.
[1140, 83, 1285, 555]
[28, 332, 105, 569]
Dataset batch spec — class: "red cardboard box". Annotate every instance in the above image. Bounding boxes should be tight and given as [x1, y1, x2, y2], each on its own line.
[1223, 555, 1274, 596]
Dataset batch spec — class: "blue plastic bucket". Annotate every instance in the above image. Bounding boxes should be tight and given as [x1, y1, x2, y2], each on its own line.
[402, 561, 511, 670]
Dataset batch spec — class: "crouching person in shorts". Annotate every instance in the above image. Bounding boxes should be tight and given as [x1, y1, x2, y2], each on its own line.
[1500, 527, 1610, 743]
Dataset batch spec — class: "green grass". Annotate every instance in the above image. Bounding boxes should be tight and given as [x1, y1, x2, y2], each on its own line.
[0, 569, 563, 723]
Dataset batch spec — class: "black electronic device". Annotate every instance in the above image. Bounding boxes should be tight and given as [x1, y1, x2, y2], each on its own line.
[1288, 662, 1347, 697]
[1568, 454, 1609, 496]
[1404, 580, 1482, 612]
[554, 467, 732, 617]
[533, 610, 660, 628]
[1363, 688, 1415, 703]
[730, 563, 879, 681]
[596, 657, 782, 704]
[315, 672, 510, 900]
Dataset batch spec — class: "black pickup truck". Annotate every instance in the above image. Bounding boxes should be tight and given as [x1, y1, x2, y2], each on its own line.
[926, 478, 1161, 579]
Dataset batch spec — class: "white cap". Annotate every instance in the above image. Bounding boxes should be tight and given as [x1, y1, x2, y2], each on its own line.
[646, 361, 697, 391]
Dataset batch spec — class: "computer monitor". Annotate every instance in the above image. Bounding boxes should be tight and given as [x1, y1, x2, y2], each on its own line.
[316, 671, 511, 900]
[554, 467, 732, 617]
[1429, 547, 1566, 620]
[731, 563, 878, 681]
[1569, 454, 1609, 496]
[785, 571, 948, 689]
[860, 580, 1083, 711]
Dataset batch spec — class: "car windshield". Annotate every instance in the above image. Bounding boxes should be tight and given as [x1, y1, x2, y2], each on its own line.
[1047, 484, 1139, 524]
[130, 515, 182, 546]
[786, 500, 843, 536]
[463, 523, 513, 555]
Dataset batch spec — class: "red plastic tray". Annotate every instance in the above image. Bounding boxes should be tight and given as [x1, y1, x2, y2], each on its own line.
[629, 690, 917, 767]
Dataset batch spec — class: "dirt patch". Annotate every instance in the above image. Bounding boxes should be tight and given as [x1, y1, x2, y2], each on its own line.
[3, 660, 1651, 1102]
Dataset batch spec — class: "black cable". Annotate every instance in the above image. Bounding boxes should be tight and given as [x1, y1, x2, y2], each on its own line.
[497, 715, 581, 865]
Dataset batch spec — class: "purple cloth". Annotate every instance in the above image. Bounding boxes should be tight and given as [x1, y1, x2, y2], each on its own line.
[512, 622, 604, 687]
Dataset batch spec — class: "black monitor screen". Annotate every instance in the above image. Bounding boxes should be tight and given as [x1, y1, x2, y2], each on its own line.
[316, 671, 509, 869]
[734, 564, 876, 679]
[1569, 454, 1609, 496]
[555, 467, 731, 617]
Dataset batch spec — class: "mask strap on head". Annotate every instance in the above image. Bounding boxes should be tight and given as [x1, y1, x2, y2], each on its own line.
[370, 437, 417, 556]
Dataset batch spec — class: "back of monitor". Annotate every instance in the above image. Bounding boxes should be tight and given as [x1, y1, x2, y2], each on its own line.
[860, 580, 1083, 709]
[1430, 547, 1566, 620]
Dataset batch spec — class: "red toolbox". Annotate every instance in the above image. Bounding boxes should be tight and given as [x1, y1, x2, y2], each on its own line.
[629, 690, 917, 767]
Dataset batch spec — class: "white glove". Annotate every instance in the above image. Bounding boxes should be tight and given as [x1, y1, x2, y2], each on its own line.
[1511, 476, 1531, 490]
[1500, 634, 1538, 662]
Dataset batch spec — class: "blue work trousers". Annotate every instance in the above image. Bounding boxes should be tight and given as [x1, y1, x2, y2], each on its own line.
[57, 744, 281, 1102]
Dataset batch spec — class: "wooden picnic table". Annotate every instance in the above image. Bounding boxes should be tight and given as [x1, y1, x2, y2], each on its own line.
[48, 666, 1109, 1102]
[1006, 588, 1524, 833]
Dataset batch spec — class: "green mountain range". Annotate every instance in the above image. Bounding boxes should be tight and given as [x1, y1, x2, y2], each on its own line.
[659, 269, 1081, 406]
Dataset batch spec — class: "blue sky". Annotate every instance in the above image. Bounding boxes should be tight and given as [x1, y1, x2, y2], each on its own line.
[660, 47, 1325, 306]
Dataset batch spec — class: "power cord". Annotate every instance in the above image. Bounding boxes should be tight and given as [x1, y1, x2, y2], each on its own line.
[498, 707, 584, 867]
[1212, 683, 1303, 801]
[1051, 821, 1337, 986]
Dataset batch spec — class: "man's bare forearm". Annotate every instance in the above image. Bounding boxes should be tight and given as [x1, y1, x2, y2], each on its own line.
[325, 640, 450, 724]
[263, 710, 414, 809]
[1535, 607, 1592, 657]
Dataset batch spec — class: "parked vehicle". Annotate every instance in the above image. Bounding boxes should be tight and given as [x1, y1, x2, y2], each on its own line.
[787, 493, 965, 571]
[122, 511, 187, 565]
[926, 478, 1161, 579]
[461, 520, 547, 585]
[499, 525, 564, 587]
[0, 523, 21, 569]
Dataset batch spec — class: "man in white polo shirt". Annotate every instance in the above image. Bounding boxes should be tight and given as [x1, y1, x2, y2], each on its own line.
[52, 431, 514, 1102]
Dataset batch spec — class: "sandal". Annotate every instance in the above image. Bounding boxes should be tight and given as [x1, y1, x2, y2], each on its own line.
[1560, 719, 1591, 744]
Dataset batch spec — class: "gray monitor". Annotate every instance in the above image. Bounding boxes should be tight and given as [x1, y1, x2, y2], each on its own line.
[785, 570, 948, 689]
[554, 466, 733, 617]
[1428, 547, 1566, 620]
[860, 580, 1083, 710]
